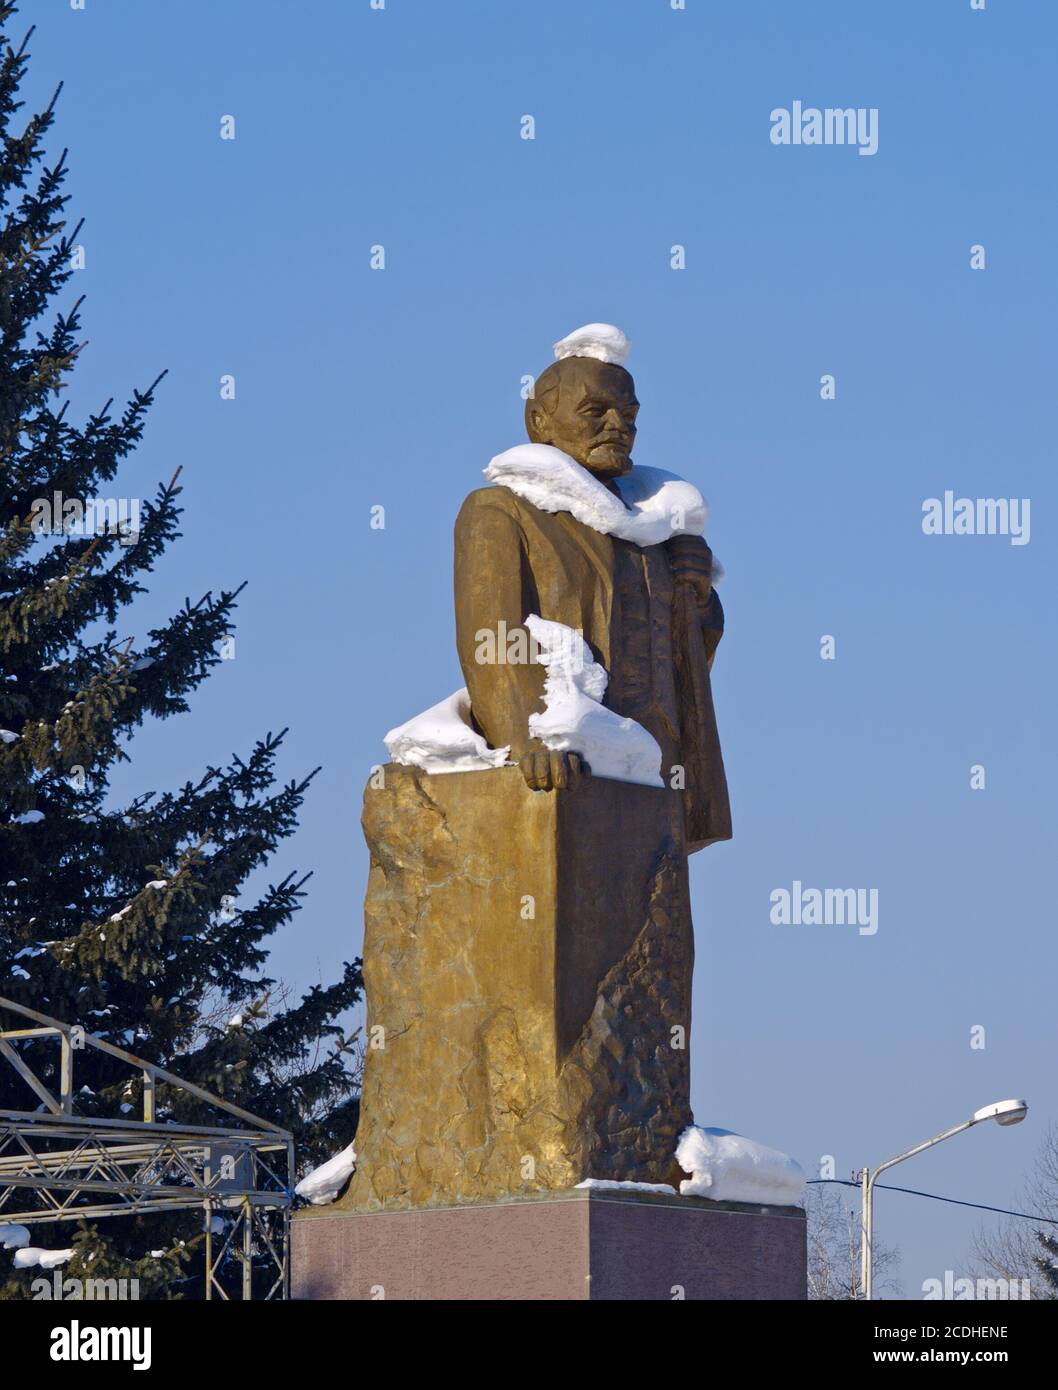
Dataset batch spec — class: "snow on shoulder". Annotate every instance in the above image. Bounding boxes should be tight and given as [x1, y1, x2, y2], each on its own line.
[483, 445, 708, 549]
[675, 1126, 805, 1207]
[295, 1142, 357, 1206]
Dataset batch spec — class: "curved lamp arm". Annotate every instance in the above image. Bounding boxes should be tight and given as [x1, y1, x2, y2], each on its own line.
[860, 1100, 1028, 1300]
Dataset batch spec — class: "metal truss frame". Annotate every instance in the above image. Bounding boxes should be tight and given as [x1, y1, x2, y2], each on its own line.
[0, 995, 294, 1300]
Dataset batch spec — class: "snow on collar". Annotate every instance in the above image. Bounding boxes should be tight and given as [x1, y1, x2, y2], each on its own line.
[483, 443, 707, 548]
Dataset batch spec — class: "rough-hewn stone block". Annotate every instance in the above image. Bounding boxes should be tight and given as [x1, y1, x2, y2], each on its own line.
[339, 765, 694, 1211]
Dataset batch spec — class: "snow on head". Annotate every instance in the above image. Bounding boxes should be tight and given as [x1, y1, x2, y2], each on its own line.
[613, 466, 709, 544]
[675, 1126, 806, 1207]
[525, 615, 663, 788]
[295, 1142, 357, 1206]
[552, 323, 631, 367]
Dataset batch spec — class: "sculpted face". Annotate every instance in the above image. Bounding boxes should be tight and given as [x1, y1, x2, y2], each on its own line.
[525, 357, 639, 479]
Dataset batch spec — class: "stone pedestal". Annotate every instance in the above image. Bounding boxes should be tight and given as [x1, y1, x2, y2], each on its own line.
[293, 1189, 806, 1301]
[341, 765, 695, 1211]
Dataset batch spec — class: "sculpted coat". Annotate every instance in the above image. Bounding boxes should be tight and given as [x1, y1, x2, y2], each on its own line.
[454, 484, 732, 852]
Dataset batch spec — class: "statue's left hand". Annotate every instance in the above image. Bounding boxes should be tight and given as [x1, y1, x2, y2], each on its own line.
[667, 533, 714, 607]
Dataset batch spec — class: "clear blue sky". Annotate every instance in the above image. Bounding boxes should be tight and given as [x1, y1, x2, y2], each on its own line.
[24, 0, 1056, 1297]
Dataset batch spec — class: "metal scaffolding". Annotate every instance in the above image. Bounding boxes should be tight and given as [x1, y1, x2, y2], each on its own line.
[0, 995, 294, 1299]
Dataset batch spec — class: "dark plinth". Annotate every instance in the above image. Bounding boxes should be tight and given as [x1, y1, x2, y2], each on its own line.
[293, 1189, 806, 1301]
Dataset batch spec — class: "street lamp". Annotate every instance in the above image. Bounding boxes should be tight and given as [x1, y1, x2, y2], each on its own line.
[860, 1098, 1028, 1299]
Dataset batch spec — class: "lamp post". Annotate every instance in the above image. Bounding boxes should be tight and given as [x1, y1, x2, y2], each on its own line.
[860, 1098, 1028, 1300]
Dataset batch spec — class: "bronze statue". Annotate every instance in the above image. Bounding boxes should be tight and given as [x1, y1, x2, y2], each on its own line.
[341, 325, 731, 1211]
[454, 332, 730, 849]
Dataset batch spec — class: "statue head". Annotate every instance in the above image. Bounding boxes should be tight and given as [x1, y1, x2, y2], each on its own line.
[524, 355, 639, 480]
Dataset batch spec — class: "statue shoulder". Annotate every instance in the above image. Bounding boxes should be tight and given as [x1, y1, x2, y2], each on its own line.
[455, 484, 525, 532]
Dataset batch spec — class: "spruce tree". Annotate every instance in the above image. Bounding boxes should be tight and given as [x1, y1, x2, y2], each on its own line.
[0, 7, 361, 1297]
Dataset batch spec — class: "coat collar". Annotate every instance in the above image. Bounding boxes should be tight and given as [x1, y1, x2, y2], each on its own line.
[483, 443, 707, 548]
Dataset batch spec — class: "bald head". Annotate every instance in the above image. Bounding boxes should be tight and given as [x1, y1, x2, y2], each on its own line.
[524, 356, 639, 479]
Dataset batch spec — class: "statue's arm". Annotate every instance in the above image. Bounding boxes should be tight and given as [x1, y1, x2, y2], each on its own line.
[454, 490, 590, 791]
[454, 489, 545, 757]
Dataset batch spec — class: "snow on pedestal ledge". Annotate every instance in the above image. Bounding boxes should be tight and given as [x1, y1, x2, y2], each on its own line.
[294, 1133, 802, 1210]
[295, 1142, 357, 1206]
[575, 1130, 805, 1207]
[575, 1178, 676, 1195]
[384, 688, 509, 774]
[675, 1126, 806, 1207]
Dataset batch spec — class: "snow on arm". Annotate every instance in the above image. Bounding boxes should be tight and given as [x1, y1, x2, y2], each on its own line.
[526, 616, 663, 788]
